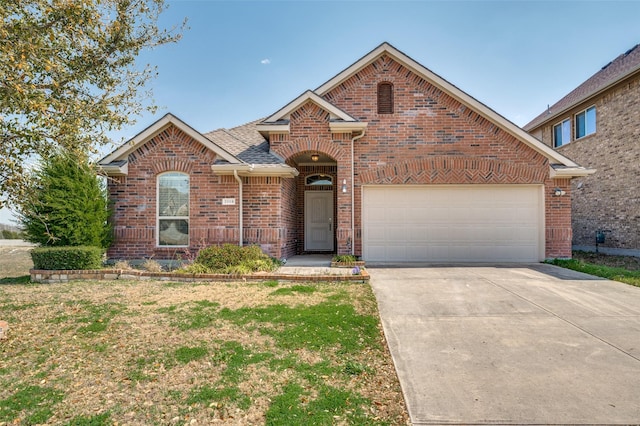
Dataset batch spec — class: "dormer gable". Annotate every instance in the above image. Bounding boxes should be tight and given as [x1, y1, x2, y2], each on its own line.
[256, 90, 367, 138]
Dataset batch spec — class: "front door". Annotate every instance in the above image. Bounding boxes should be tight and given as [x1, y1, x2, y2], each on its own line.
[304, 191, 334, 251]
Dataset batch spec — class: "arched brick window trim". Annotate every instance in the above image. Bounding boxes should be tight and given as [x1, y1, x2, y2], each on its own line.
[377, 82, 394, 114]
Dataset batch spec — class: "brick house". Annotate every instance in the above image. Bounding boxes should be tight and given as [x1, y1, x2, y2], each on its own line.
[99, 43, 593, 263]
[525, 44, 639, 252]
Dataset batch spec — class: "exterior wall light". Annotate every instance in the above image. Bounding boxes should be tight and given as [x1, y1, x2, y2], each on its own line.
[553, 187, 566, 196]
[311, 153, 319, 162]
[342, 179, 347, 193]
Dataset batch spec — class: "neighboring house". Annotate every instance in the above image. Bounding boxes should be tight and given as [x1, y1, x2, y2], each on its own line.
[99, 43, 593, 263]
[525, 44, 640, 252]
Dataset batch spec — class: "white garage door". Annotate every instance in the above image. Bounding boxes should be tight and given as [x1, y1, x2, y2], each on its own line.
[362, 185, 543, 262]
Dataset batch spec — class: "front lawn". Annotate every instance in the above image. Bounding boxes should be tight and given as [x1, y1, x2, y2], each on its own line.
[0, 279, 408, 425]
[549, 251, 640, 287]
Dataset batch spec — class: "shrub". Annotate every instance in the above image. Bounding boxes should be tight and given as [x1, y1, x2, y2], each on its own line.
[17, 150, 111, 248]
[31, 246, 104, 270]
[113, 260, 132, 270]
[176, 262, 210, 274]
[187, 244, 280, 274]
[142, 259, 163, 272]
[333, 254, 357, 263]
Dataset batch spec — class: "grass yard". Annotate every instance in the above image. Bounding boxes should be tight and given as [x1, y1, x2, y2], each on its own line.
[550, 251, 640, 287]
[2, 242, 638, 424]
[0, 278, 409, 425]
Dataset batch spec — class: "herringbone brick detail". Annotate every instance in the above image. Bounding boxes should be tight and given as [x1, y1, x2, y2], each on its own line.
[129, 126, 216, 167]
[358, 156, 548, 185]
[290, 101, 331, 122]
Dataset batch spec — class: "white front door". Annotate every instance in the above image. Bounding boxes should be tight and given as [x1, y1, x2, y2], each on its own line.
[304, 191, 334, 251]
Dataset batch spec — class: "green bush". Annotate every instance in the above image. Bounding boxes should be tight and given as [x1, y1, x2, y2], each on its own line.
[31, 246, 104, 270]
[17, 150, 111, 248]
[184, 244, 280, 274]
[332, 254, 357, 263]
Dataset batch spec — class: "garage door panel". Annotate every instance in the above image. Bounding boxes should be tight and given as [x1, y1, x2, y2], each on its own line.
[408, 226, 429, 242]
[367, 207, 387, 221]
[363, 185, 542, 262]
[386, 207, 405, 218]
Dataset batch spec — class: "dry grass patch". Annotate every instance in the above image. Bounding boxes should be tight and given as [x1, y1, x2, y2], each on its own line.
[0, 246, 33, 280]
[0, 279, 408, 425]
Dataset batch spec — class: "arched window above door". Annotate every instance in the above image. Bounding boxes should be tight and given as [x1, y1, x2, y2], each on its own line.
[306, 174, 333, 186]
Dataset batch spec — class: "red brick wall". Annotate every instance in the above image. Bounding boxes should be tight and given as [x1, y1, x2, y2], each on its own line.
[242, 176, 287, 258]
[272, 103, 354, 255]
[544, 178, 573, 257]
[270, 54, 570, 258]
[108, 125, 299, 261]
[279, 176, 297, 259]
[113, 53, 574, 260]
[108, 125, 243, 260]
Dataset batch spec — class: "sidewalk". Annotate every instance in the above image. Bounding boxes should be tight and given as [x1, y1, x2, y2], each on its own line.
[0, 240, 34, 247]
[276, 254, 352, 276]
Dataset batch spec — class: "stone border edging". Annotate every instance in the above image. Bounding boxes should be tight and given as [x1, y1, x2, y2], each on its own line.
[330, 261, 366, 268]
[30, 268, 370, 284]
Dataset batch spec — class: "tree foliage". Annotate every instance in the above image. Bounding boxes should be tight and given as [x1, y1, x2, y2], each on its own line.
[0, 0, 184, 206]
[17, 150, 111, 248]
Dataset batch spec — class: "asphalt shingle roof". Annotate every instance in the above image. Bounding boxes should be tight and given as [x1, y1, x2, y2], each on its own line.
[204, 119, 284, 165]
[524, 43, 640, 131]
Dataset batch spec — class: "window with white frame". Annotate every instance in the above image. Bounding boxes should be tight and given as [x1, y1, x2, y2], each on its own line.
[553, 119, 571, 148]
[575, 106, 596, 139]
[158, 172, 189, 246]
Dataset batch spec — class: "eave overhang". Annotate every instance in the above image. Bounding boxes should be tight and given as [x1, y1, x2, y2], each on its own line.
[211, 164, 299, 178]
[550, 165, 597, 178]
[329, 121, 368, 133]
[97, 161, 128, 176]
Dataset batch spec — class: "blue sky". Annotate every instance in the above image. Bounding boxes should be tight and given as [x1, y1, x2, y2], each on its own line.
[2, 0, 639, 224]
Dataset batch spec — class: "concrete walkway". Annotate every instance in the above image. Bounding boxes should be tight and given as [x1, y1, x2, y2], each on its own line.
[276, 254, 353, 276]
[369, 264, 640, 425]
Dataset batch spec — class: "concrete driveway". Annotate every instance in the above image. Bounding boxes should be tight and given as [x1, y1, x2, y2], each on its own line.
[369, 264, 640, 425]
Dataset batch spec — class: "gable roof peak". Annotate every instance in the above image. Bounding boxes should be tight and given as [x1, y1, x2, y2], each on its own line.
[261, 90, 357, 123]
[98, 112, 240, 171]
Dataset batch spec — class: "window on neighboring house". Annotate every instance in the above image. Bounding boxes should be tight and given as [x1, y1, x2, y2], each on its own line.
[158, 172, 189, 246]
[575, 106, 596, 139]
[553, 119, 571, 148]
[377, 82, 394, 114]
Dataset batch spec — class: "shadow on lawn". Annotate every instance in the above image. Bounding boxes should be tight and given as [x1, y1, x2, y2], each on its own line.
[0, 276, 31, 285]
